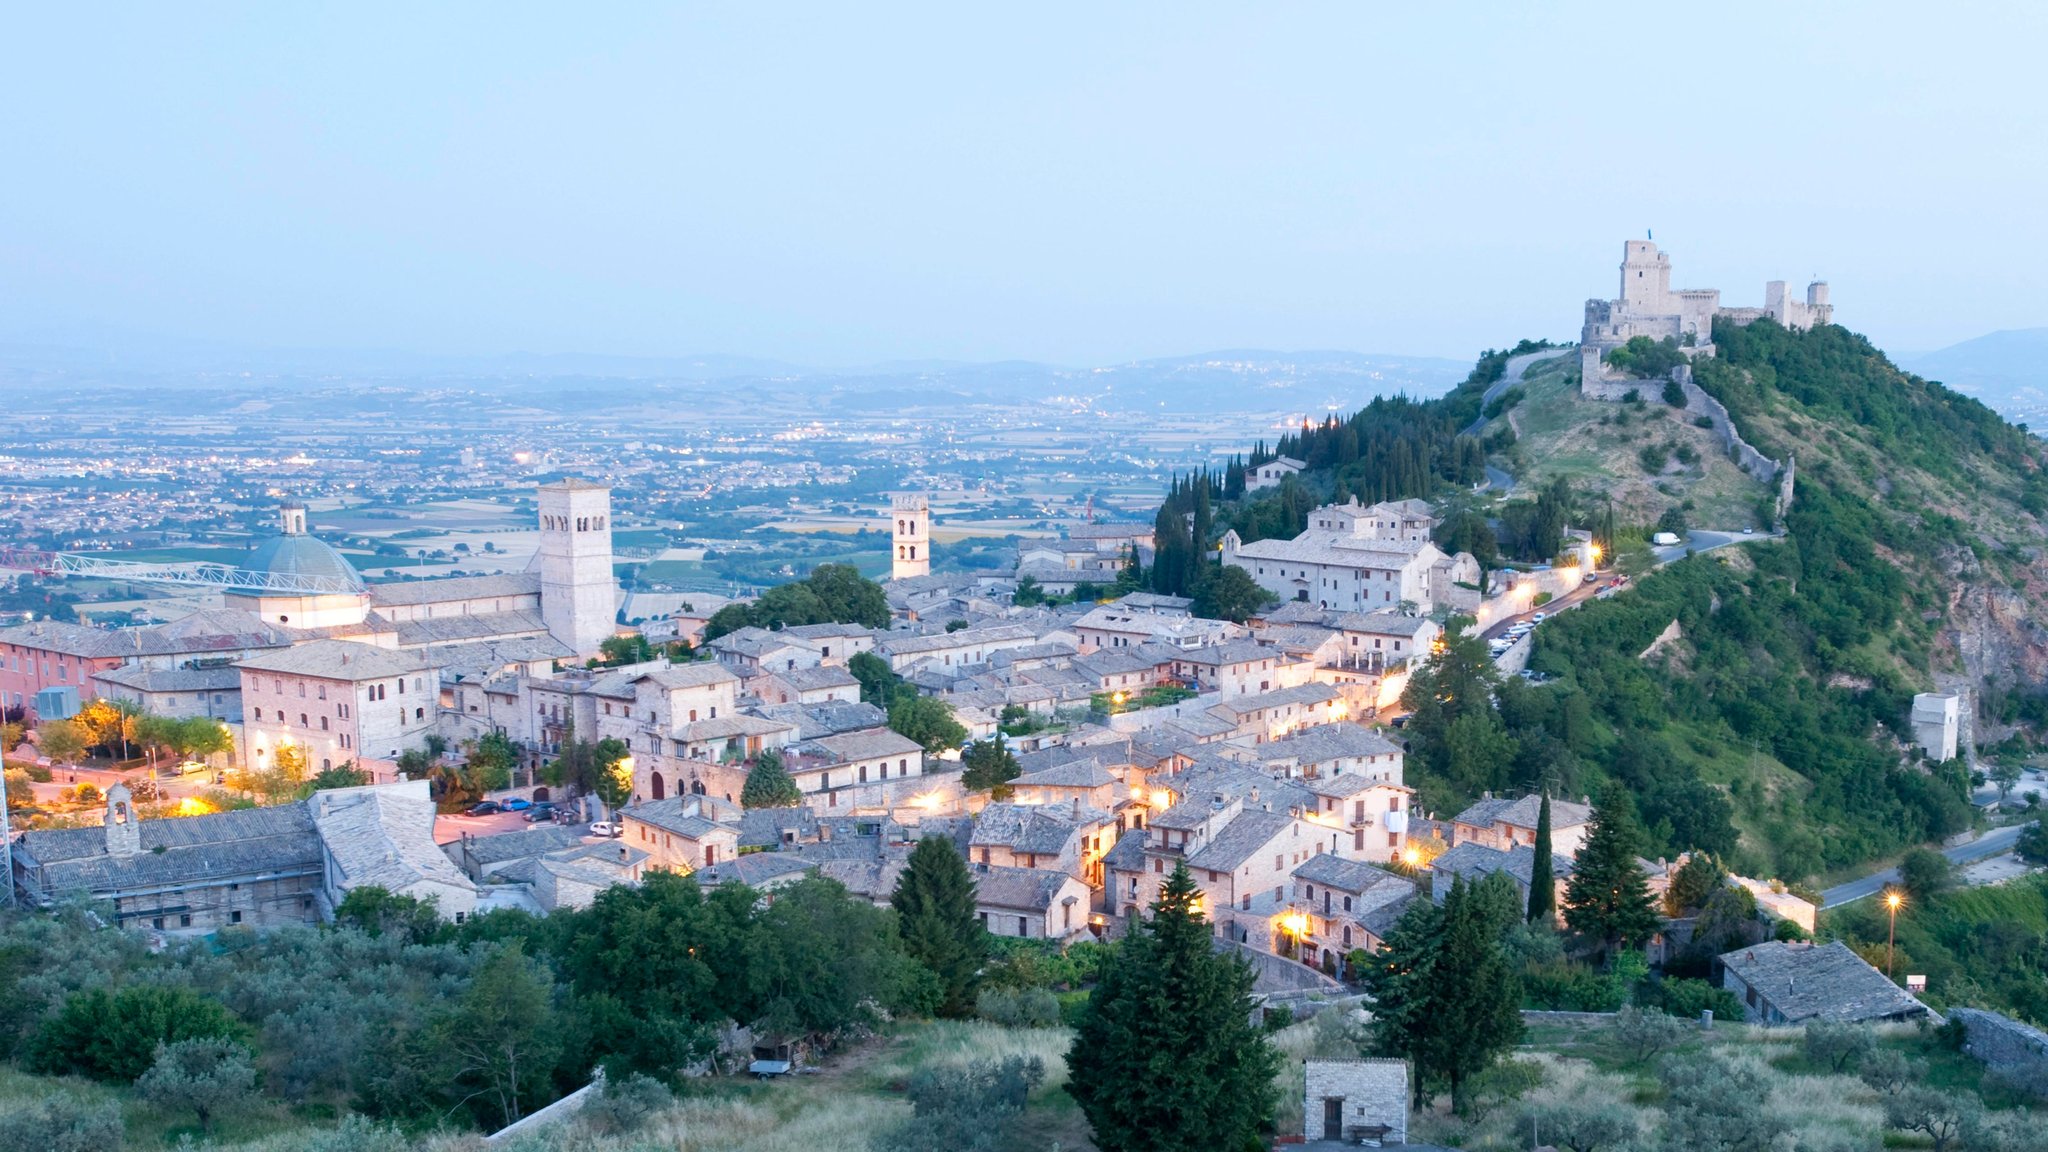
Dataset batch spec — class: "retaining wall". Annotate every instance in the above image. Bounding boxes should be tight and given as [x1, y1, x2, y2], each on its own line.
[1950, 1007, 2048, 1070]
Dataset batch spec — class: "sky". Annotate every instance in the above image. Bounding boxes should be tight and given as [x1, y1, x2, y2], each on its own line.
[2, 3, 2044, 368]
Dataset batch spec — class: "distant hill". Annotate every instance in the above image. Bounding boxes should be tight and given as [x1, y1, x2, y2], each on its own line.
[0, 344, 1470, 416]
[1900, 328, 2048, 415]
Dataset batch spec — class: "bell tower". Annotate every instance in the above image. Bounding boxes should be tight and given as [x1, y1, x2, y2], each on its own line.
[537, 479, 618, 658]
[891, 494, 931, 580]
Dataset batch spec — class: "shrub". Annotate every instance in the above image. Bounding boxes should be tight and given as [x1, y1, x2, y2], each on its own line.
[884, 1055, 1046, 1152]
[0, 1093, 124, 1152]
[26, 985, 243, 1082]
[582, 1072, 675, 1135]
[1803, 1019, 1876, 1073]
[1262, 1004, 1295, 1033]
[282, 1115, 415, 1152]
[1641, 976, 1744, 1023]
[1858, 1048, 1922, 1096]
[974, 987, 1062, 1029]
[134, 1037, 256, 1135]
[1611, 1004, 1685, 1062]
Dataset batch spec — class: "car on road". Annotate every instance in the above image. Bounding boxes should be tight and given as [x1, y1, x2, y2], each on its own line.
[1583, 572, 1599, 583]
[588, 821, 623, 838]
[1531, 612, 1547, 624]
[523, 802, 557, 822]
[177, 760, 209, 775]
[1742, 526, 1754, 534]
[1652, 531, 1682, 547]
[503, 797, 532, 811]
[464, 800, 502, 817]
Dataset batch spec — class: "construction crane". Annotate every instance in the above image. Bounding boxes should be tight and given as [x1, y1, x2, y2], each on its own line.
[0, 547, 365, 596]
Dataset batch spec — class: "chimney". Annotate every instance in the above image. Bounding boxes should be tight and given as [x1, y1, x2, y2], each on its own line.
[619, 845, 629, 862]
[1072, 796, 1083, 820]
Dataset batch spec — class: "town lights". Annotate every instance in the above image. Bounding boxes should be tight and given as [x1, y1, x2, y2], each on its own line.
[1885, 889, 1905, 979]
[1402, 847, 1422, 868]
[1280, 912, 1309, 937]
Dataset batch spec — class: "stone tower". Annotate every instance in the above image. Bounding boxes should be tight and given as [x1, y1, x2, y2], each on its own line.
[891, 494, 931, 580]
[105, 783, 141, 857]
[537, 479, 617, 658]
[1619, 239, 1672, 315]
[279, 503, 308, 536]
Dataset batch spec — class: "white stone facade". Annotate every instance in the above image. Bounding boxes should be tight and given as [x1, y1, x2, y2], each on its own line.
[537, 479, 618, 659]
[1912, 692, 1961, 763]
[1580, 239, 1835, 389]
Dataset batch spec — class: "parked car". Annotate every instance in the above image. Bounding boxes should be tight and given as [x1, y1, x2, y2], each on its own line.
[1531, 612, 1547, 624]
[177, 760, 209, 775]
[503, 797, 532, 811]
[464, 800, 502, 817]
[1583, 572, 1599, 584]
[589, 821, 622, 838]
[523, 802, 557, 823]
[1743, 526, 1755, 534]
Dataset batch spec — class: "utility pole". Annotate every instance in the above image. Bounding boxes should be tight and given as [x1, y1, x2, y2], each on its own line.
[0, 774, 14, 908]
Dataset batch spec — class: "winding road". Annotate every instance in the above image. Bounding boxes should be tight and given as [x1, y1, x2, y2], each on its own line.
[1462, 347, 1570, 440]
[1819, 821, 2037, 909]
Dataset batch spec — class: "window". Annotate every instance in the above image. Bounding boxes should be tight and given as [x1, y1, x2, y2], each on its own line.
[415, 707, 424, 721]
[179, 914, 191, 927]
[321, 716, 331, 730]
[1153, 858, 1163, 874]
[231, 911, 243, 924]
[397, 679, 404, 695]
[1240, 894, 1251, 910]
[317, 685, 326, 701]
[299, 713, 308, 727]
[254, 708, 263, 720]
[153, 917, 164, 930]
[297, 682, 306, 697]
[1343, 895, 1353, 911]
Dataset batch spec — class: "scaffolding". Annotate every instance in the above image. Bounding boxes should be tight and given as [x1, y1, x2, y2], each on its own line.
[0, 547, 365, 596]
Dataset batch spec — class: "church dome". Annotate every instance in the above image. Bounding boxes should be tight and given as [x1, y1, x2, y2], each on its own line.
[242, 509, 364, 593]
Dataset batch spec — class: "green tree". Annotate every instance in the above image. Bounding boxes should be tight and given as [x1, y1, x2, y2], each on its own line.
[1665, 852, 1726, 916]
[34, 718, 87, 766]
[1563, 785, 1661, 960]
[1424, 875, 1525, 1111]
[1399, 626, 1516, 807]
[1885, 1085, 1975, 1152]
[591, 736, 633, 812]
[1897, 847, 1954, 904]
[1013, 575, 1045, 606]
[3, 768, 29, 811]
[1803, 1019, 1875, 1073]
[1659, 1050, 1788, 1152]
[26, 985, 243, 1082]
[305, 761, 371, 793]
[1520, 1097, 1635, 1152]
[135, 1038, 255, 1136]
[1066, 863, 1279, 1152]
[0, 721, 22, 754]
[849, 651, 902, 707]
[889, 694, 968, 755]
[891, 836, 989, 1017]
[741, 750, 802, 808]
[1112, 547, 1145, 596]
[433, 945, 563, 1129]
[959, 740, 1021, 799]
[2017, 822, 2048, 867]
[1527, 792, 1555, 923]
[335, 886, 445, 945]
[596, 633, 655, 666]
[1190, 563, 1277, 623]
[1991, 757, 2023, 800]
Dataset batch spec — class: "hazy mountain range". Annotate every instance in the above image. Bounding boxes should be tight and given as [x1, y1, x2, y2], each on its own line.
[1900, 328, 2048, 414]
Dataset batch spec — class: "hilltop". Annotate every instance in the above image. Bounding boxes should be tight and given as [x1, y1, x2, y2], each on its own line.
[1167, 319, 2048, 880]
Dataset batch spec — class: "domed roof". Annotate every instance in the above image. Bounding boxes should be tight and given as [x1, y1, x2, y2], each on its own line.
[242, 533, 364, 593]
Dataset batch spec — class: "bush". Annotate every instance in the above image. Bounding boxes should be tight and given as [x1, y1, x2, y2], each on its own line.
[1262, 1005, 1295, 1033]
[1612, 1004, 1686, 1062]
[974, 987, 1062, 1029]
[1640, 976, 1744, 1023]
[582, 1072, 675, 1135]
[884, 1055, 1047, 1152]
[0, 1093, 124, 1152]
[280, 1115, 415, 1152]
[26, 985, 243, 1082]
[1803, 1019, 1875, 1073]
[134, 1037, 256, 1135]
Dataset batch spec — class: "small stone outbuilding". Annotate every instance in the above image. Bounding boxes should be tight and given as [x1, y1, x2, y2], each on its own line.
[1304, 1058, 1408, 1144]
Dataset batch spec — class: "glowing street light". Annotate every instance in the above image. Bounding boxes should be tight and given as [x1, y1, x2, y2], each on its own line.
[1280, 911, 1310, 938]
[1884, 888, 1904, 979]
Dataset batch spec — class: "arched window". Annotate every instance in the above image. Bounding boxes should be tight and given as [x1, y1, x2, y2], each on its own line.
[651, 772, 665, 800]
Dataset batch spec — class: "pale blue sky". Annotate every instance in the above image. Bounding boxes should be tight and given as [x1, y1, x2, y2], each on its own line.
[2, 3, 2042, 366]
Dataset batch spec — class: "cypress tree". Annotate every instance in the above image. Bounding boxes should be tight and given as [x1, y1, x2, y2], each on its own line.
[1428, 875, 1524, 1112]
[890, 836, 988, 1018]
[1361, 896, 1444, 1108]
[1527, 792, 1555, 924]
[1067, 863, 1278, 1151]
[739, 753, 801, 809]
[1563, 784, 1662, 960]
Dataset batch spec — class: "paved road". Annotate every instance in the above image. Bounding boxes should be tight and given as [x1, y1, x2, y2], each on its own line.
[1820, 821, 2037, 908]
[1462, 348, 1570, 439]
[1480, 465, 1515, 493]
[1652, 529, 1778, 565]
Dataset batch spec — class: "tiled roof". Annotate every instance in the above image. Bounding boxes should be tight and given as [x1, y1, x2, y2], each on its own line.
[1170, 639, 1279, 668]
[801, 726, 924, 763]
[1719, 941, 1934, 1024]
[971, 802, 1107, 854]
[752, 701, 889, 740]
[1185, 808, 1297, 873]
[623, 796, 735, 840]
[93, 665, 243, 693]
[311, 787, 476, 896]
[15, 802, 321, 895]
[1451, 794, 1594, 833]
[236, 639, 439, 681]
[974, 865, 1079, 912]
[694, 854, 818, 887]
[367, 572, 542, 608]
[1010, 759, 1119, 790]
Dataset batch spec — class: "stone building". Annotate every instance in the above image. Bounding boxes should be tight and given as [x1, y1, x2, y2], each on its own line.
[890, 493, 931, 580]
[1579, 238, 1834, 388]
[1302, 1058, 1409, 1144]
[1718, 940, 1934, 1025]
[1220, 498, 1472, 616]
[1911, 692, 1961, 763]
[236, 640, 444, 782]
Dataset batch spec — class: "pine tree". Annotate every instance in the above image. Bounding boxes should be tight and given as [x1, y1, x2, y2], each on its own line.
[739, 752, 801, 808]
[1563, 784, 1661, 960]
[960, 739, 1021, 799]
[890, 836, 988, 1018]
[1527, 792, 1555, 924]
[1067, 864, 1279, 1151]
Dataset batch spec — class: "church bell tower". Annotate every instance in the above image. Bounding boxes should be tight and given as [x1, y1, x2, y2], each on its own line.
[537, 479, 617, 658]
[891, 494, 931, 580]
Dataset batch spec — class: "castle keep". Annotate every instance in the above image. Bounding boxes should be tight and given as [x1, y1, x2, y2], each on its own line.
[1579, 239, 1833, 387]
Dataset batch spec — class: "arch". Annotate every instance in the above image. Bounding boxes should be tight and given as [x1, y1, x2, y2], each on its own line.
[533, 785, 551, 801]
[651, 771, 666, 800]
[690, 779, 706, 795]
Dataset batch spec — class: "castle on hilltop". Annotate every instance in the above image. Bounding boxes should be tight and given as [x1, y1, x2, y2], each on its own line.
[1580, 239, 1832, 387]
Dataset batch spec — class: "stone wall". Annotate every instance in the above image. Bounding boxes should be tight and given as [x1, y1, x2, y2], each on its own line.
[1580, 359, 1787, 492]
[1950, 1008, 2048, 1070]
[1303, 1059, 1409, 1143]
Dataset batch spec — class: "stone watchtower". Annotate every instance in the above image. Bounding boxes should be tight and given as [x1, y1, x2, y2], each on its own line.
[891, 494, 931, 580]
[537, 479, 618, 658]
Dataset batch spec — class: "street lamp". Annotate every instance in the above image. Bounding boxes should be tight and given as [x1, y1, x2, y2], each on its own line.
[1884, 889, 1904, 979]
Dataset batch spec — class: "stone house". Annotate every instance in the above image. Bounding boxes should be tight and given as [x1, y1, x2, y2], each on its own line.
[1289, 854, 1417, 967]
[1450, 792, 1595, 857]
[236, 640, 445, 783]
[973, 865, 1094, 942]
[1304, 773, 1414, 863]
[783, 726, 927, 810]
[1207, 682, 1346, 744]
[1246, 456, 1306, 491]
[969, 799, 1114, 885]
[753, 664, 860, 707]
[1169, 639, 1310, 696]
[623, 795, 742, 873]
[1718, 940, 1935, 1025]
[707, 627, 825, 675]
[1430, 842, 1574, 923]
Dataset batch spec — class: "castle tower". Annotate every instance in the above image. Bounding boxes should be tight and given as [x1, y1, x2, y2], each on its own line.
[537, 479, 617, 657]
[891, 494, 931, 580]
[1619, 239, 1672, 315]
